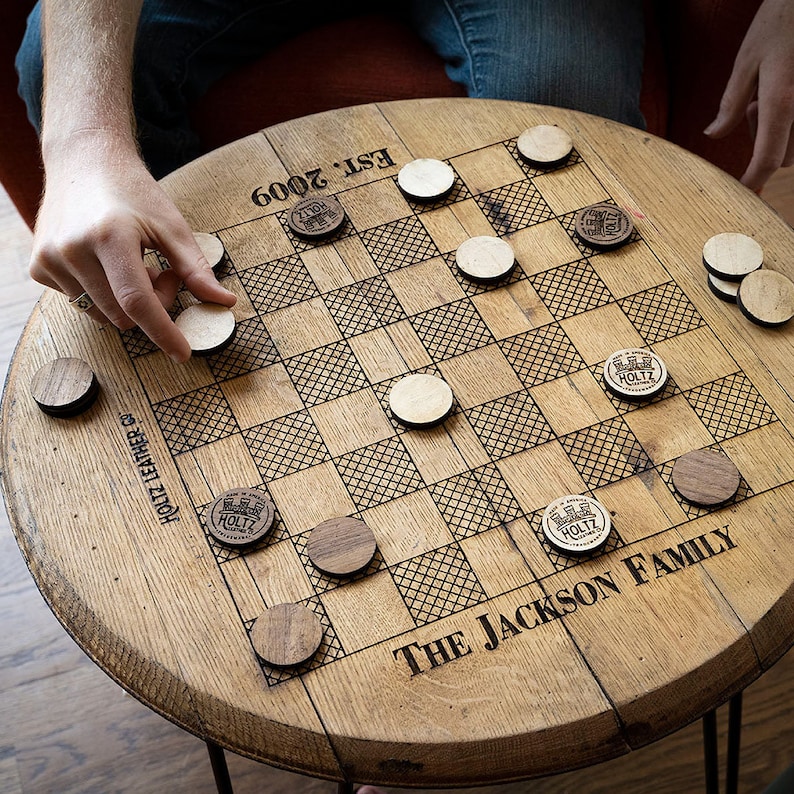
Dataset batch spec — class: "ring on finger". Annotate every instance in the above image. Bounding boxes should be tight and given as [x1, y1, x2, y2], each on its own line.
[68, 291, 94, 313]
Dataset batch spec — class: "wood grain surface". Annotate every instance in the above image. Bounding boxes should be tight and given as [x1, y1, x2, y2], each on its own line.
[3, 99, 794, 790]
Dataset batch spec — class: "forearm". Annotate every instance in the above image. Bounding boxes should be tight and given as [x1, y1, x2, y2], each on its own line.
[40, 0, 143, 160]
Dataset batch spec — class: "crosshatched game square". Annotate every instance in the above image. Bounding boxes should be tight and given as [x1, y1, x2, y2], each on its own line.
[530, 369, 618, 437]
[218, 214, 295, 270]
[411, 299, 494, 361]
[310, 388, 395, 458]
[285, 341, 369, 408]
[427, 470, 501, 539]
[560, 416, 653, 490]
[264, 297, 342, 359]
[619, 281, 704, 345]
[466, 390, 554, 461]
[497, 442, 587, 515]
[449, 145, 527, 195]
[362, 489, 454, 566]
[386, 257, 466, 316]
[338, 179, 413, 230]
[245, 410, 330, 481]
[360, 215, 439, 274]
[506, 219, 582, 276]
[624, 394, 715, 465]
[531, 259, 614, 321]
[334, 437, 425, 510]
[474, 180, 553, 236]
[438, 344, 523, 409]
[593, 472, 685, 545]
[221, 364, 304, 428]
[239, 254, 318, 314]
[561, 302, 645, 365]
[320, 571, 415, 653]
[499, 323, 585, 388]
[267, 461, 356, 534]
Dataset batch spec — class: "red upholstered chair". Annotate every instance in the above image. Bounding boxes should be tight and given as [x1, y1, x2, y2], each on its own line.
[0, 1, 762, 231]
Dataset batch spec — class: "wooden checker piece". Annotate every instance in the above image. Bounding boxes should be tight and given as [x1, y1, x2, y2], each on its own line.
[708, 273, 740, 303]
[30, 357, 99, 417]
[603, 348, 668, 401]
[193, 231, 226, 271]
[306, 516, 377, 576]
[250, 603, 324, 668]
[455, 235, 515, 284]
[287, 195, 346, 239]
[574, 203, 634, 250]
[388, 373, 454, 428]
[516, 124, 573, 167]
[736, 269, 794, 327]
[671, 449, 741, 507]
[541, 494, 612, 556]
[204, 487, 275, 547]
[702, 232, 763, 281]
[174, 303, 236, 356]
[396, 158, 455, 201]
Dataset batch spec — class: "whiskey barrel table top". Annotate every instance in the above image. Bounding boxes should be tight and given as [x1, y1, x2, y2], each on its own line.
[3, 98, 794, 788]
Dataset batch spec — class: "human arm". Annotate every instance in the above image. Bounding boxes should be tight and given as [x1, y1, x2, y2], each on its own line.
[31, 0, 235, 363]
[703, 0, 794, 191]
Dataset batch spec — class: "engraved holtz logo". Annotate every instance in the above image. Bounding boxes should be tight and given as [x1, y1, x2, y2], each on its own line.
[548, 501, 601, 543]
[206, 487, 275, 547]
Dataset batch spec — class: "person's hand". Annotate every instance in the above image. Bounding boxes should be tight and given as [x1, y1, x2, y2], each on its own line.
[30, 131, 236, 363]
[703, 0, 794, 191]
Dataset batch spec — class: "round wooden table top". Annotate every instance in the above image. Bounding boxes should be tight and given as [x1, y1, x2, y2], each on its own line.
[4, 98, 794, 788]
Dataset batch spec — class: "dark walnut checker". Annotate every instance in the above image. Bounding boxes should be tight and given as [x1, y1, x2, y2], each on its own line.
[541, 494, 612, 556]
[396, 158, 455, 201]
[306, 516, 377, 576]
[603, 348, 668, 401]
[287, 195, 346, 239]
[174, 303, 236, 356]
[702, 232, 763, 281]
[30, 357, 99, 417]
[249, 603, 324, 668]
[736, 269, 794, 327]
[205, 487, 275, 547]
[516, 124, 573, 166]
[455, 235, 515, 284]
[672, 449, 741, 507]
[574, 203, 634, 250]
[388, 373, 454, 428]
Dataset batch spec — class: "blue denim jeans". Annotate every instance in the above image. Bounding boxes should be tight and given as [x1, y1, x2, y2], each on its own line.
[16, 0, 645, 178]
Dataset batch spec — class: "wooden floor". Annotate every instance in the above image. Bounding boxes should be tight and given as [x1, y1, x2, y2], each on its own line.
[1, 168, 794, 794]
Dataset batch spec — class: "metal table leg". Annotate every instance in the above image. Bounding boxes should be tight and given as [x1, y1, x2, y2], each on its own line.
[206, 740, 234, 794]
[703, 709, 719, 794]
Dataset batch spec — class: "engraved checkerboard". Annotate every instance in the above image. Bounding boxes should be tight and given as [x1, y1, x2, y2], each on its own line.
[5, 99, 794, 788]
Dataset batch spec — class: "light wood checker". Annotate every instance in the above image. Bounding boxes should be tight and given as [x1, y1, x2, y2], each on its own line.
[3, 98, 794, 789]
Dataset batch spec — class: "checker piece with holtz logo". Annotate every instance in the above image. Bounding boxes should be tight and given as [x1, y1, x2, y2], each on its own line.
[205, 487, 276, 547]
[603, 347, 668, 401]
[542, 494, 612, 555]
